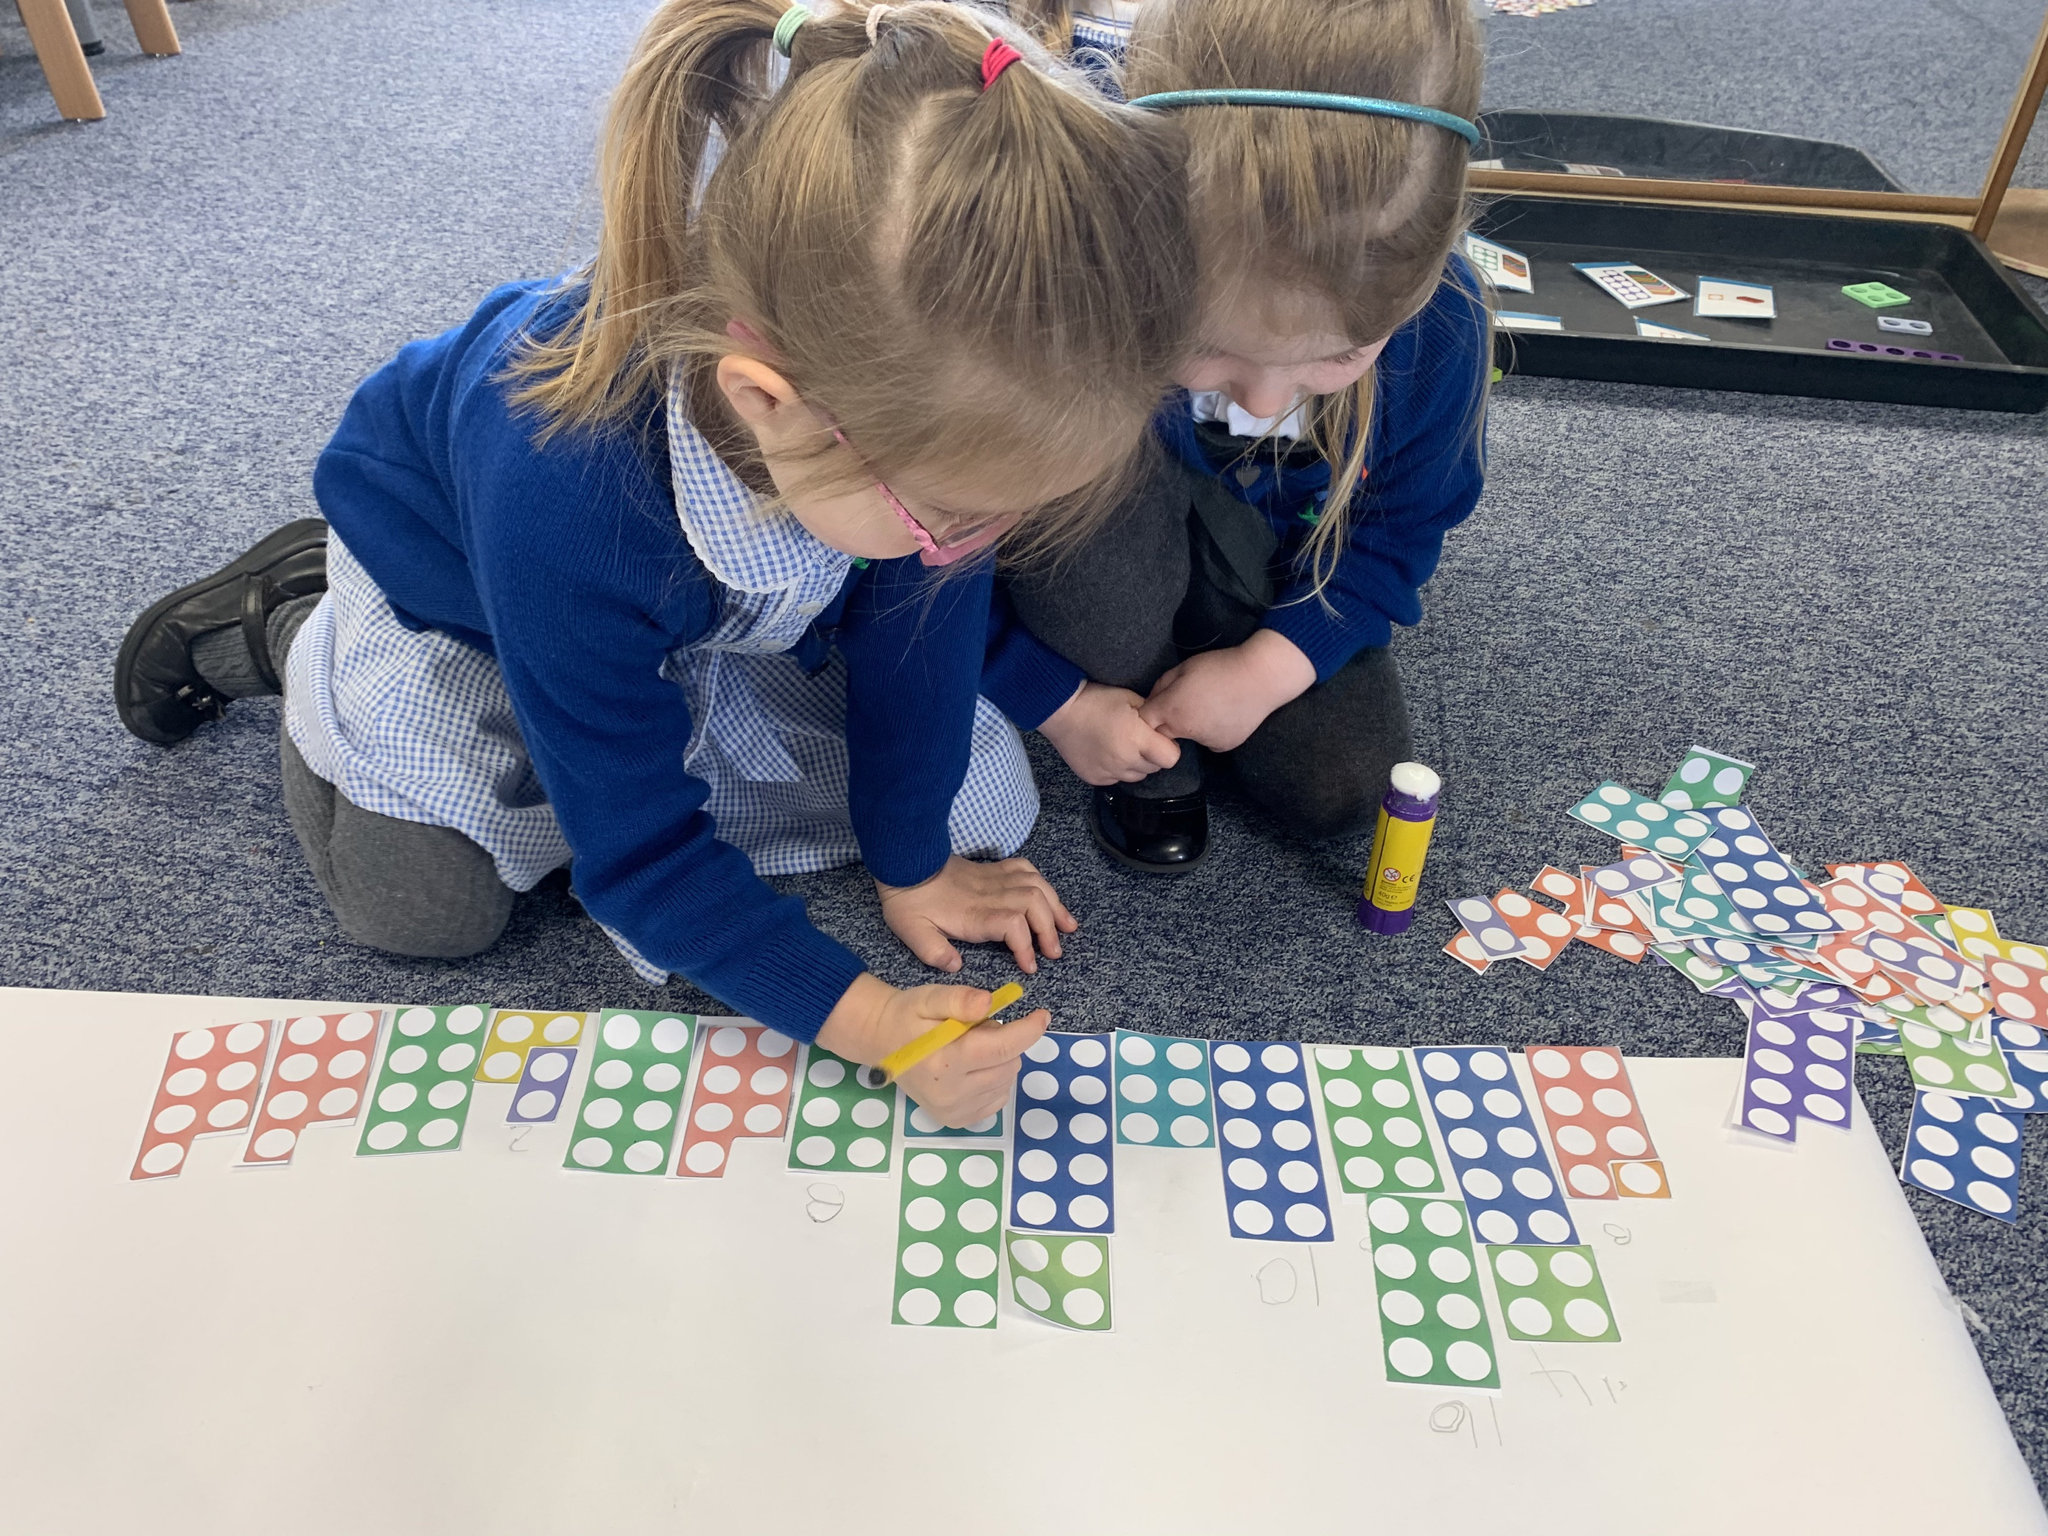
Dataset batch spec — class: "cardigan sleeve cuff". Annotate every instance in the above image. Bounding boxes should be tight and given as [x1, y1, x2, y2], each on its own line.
[983, 615, 1089, 731]
[1262, 591, 1390, 682]
[724, 926, 871, 1043]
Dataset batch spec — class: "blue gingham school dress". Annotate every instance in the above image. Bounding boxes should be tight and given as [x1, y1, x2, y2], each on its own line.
[284, 391, 1039, 983]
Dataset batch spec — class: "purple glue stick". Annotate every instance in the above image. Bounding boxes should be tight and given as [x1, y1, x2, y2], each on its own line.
[1357, 762, 1442, 935]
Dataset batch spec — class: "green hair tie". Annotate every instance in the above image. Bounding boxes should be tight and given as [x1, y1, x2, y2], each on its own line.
[772, 3, 810, 57]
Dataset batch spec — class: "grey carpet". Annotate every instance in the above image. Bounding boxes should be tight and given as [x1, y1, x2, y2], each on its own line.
[4, 0, 2047, 1502]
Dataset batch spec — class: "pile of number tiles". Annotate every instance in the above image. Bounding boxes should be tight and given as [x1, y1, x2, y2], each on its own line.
[1445, 746, 2048, 1224]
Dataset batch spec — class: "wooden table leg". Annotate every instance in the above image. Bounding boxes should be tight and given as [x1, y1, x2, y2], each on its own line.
[119, 0, 180, 55]
[17, 0, 107, 121]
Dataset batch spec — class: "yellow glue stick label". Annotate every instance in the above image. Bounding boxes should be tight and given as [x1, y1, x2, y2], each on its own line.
[1364, 807, 1436, 915]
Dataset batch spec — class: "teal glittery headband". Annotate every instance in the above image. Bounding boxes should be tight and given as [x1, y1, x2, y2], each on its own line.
[1125, 89, 1481, 146]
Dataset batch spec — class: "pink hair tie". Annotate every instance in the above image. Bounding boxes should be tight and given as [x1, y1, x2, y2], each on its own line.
[980, 38, 1023, 90]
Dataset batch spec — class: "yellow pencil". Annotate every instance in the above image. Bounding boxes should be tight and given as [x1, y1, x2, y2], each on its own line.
[877, 982, 1026, 1083]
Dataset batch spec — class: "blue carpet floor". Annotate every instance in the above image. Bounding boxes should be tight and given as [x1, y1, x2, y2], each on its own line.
[4, 0, 2047, 1500]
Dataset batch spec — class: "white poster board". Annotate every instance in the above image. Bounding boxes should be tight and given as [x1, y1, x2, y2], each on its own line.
[0, 987, 2039, 1535]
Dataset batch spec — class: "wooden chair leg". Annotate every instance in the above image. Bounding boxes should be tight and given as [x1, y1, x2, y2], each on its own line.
[17, 0, 106, 120]
[119, 0, 179, 55]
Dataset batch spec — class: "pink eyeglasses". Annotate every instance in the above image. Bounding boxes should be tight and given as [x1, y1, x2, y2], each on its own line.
[833, 429, 1019, 568]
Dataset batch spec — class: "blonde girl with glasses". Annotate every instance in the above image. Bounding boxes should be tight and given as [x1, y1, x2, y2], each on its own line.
[114, 0, 1193, 1123]
[991, 0, 1490, 874]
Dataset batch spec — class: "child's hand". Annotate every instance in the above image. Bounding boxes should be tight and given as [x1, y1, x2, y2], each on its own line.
[878, 854, 1077, 974]
[1139, 629, 1316, 752]
[1039, 681, 1182, 786]
[816, 974, 1049, 1127]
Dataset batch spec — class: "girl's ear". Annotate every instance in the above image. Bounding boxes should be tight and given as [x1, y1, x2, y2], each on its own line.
[715, 354, 806, 437]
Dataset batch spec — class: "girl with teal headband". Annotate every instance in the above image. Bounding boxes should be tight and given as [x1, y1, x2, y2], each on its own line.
[988, 0, 1491, 873]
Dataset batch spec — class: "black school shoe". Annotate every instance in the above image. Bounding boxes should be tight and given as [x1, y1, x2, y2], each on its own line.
[1091, 782, 1210, 873]
[114, 518, 330, 745]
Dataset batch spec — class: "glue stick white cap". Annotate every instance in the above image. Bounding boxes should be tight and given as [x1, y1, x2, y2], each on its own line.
[1389, 761, 1441, 800]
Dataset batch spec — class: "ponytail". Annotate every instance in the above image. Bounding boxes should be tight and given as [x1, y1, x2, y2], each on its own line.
[511, 0, 790, 433]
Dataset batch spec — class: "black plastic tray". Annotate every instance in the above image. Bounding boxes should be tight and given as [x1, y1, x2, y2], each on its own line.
[1472, 196, 2048, 412]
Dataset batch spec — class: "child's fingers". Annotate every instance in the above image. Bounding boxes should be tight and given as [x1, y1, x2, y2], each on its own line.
[951, 1007, 1049, 1071]
[1020, 889, 1065, 960]
[913, 984, 1000, 1025]
[1140, 732, 1182, 772]
[895, 917, 963, 974]
[996, 912, 1041, 974]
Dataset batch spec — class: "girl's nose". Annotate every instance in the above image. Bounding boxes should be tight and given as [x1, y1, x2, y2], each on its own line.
[1231, 374, 1300, 422]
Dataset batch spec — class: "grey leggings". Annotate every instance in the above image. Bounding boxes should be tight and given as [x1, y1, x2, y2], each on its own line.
[270, 602, 516, 959]
[1005, 455, 1413, 841]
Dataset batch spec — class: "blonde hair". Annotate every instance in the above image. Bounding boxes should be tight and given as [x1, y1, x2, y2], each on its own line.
[511, 0, 1195, 557]
[1121, 0, 1487, 598]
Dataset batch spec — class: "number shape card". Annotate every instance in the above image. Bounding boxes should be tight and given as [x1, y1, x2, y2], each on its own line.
[1832, 860, 1945, 917]
[1011, 1032, 1115, 1233]
[1586, 854, 1681, 900]
[564, 1011, 694, 1174]
[1687, 806, 1836, 942]
[788, 1047, 897, 1174]
[1364, 1195, 1500, 1389]
[506, 1047, 578, 1125]
[1006, 1231, 1112, 1332]
[1894, 1005, 2017, 1103]
[1488, 1245, 1622, 1341]
[1533, 866, 1594, 924]
[1524, 1046, 1665, 1199]
[1900, 1090, 2024, 1222]
[1861, 932, 1988, 1015]
[358, 1004, 490, 1155]
[1647, 863, 1762, 943]
[1659, 746, 1754, 810]
[241, 1010, 384, 1166]
[1310, 1045, 1448, 1196]
[1735, 999, 1858, 1142]
[904, 1105, 1003, 1139]
[894, 1149, 1005, 1329]
[133, 1019, 276, 1180]
[1416, 1047, 1577, 1247]
[1445, 895, 1532, 964]
[1485, 889, 1578, 971]
[1567, 782, 1713, 860]
[474, 1009, 587, 1085]
[1966, 937, 2048, 1027]
[1211, 1041, 1334, 1241]
[1991, 1019, 2048, 1111]
[676, 1022, 797, 1177]
[1112, 1028, 1214, 1148]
